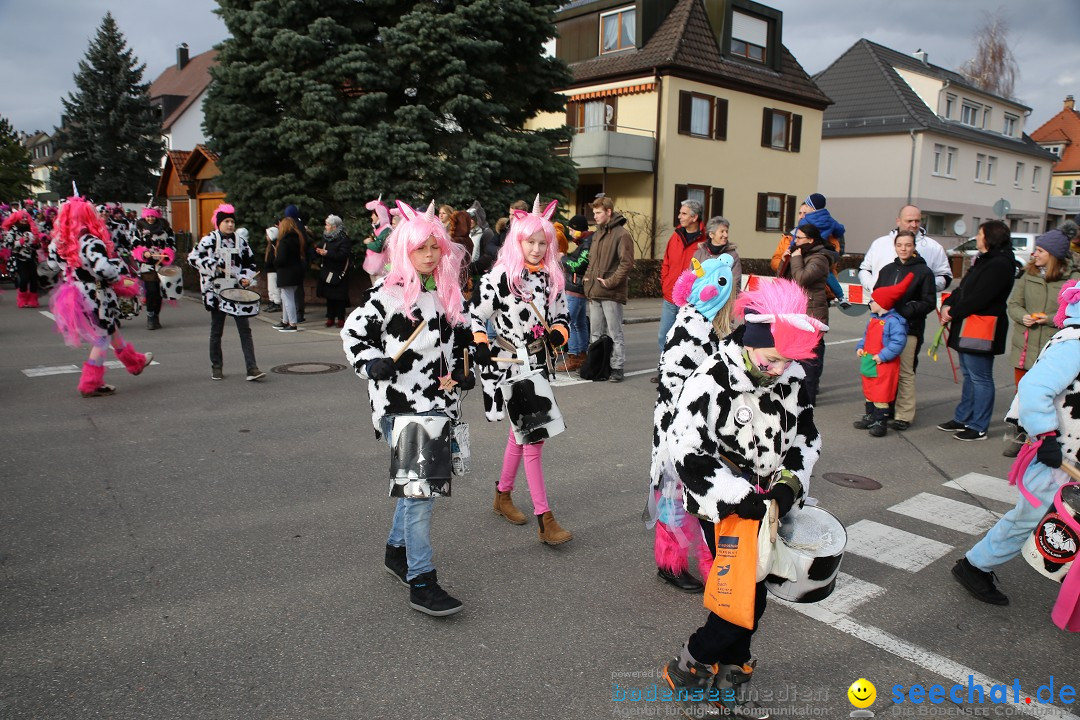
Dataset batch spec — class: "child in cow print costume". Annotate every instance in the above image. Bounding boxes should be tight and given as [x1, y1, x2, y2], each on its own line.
[341, 200, 473, 618]
[471, 196, 573, 545]
[648, 255, 737, 593]
[133, 207, 177, 330]
[2, 209, 44, 307]
[661, 278, 826, 718]
[47, 197, 154, 397]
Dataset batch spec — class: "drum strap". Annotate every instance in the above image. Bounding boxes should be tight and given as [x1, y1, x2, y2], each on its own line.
[495, 334, 553, 374]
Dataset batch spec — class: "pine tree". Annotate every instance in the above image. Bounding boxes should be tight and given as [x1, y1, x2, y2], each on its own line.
[51, 13, 163, 202]
[0, 117, 35, 201]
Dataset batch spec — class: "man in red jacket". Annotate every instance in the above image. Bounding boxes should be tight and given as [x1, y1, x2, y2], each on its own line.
[654, 199, 706, 382]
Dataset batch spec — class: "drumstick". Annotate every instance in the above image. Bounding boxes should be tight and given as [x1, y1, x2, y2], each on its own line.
[493, 357, 524, 365]
[1060, 463, 1080, 483]
[463, 348, 469, 377]
[392, 322, 426, 362]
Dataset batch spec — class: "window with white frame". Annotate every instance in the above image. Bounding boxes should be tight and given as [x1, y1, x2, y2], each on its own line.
[1015, 162, 1025, 187]
[975, 153, 985, 181]
[731, 10, 769, 63]
[961, 103, 980, 127]
[982, 107, 992, 130]
[987, 156, 996, 184]
[933, 144, 944, 175]
[1032, 166, 1042, 191]
[932, 144, 958, 177]
[600, 6, 635, 54]
[945, 94, 956, 119]
[1003, 114, 1017, 137]
[946, 146, 956, 176]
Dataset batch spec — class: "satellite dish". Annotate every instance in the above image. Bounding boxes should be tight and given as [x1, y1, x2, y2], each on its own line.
[953, 219, 967, 236]
[992, 198, 1011, 217]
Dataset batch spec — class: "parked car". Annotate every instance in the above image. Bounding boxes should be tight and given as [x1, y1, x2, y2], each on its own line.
[947, 232, 1036, 278]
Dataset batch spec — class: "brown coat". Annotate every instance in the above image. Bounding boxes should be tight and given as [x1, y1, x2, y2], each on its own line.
[782, 242, 830, 325]
[583, 212, 634, 304]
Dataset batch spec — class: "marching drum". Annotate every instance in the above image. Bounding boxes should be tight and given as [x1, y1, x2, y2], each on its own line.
[36, 262, 60, 292]
[216, 287, 260, 317]
[1022, 482, 1080, 583]
[765, 504, 847, 603]
[500, 366, 565, 444]
[157, 265, 184, 300]
[114, 276, 143, 320]
[389, 414, 452, 498]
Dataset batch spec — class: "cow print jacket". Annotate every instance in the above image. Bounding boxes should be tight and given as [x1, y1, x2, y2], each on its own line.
[342, 279, 471, 440]
[189, 230, 257, 311]
[49, 234, 128, 334]
[669, 339, 821, 523]
[133, 220, 176, 275]
[651, 304, 721, 487]
[3, 229, 40, 262]
[470, 266, 568, 422]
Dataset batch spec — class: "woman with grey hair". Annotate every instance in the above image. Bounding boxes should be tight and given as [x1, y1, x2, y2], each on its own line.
[693, 216, 741, 292]
[316, 214, 354, 328]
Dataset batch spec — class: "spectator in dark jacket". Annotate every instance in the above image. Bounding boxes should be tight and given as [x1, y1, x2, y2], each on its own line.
[937, 220, 1017, 441]
[274, 216, 306, 332]
[872, 230, 936, 430]
[583, 196, 635, 382]
[315, 214, 353, 328]
[556, 214, 593, 372]
[283, 204, 311, 323]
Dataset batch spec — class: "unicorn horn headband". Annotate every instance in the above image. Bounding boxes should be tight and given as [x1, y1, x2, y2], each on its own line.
[517, 194, 558, 222]
[744, 312, 829, 333]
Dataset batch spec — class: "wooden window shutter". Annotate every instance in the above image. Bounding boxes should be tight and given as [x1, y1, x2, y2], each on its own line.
[714, 98, 728, 141]
[761, 108, 773, 147]
[756, 192, 768, 231]
[711, 188, 724, 216]
[678, 92, 692, 135]
[790, 114, 802, 152]
[785, 195, 797, 229]
[674, 184, 688, 225]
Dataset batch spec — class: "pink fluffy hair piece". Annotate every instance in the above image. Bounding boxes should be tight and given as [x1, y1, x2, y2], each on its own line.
[671, 269, 698, 307]
[493, 196, 566, 301]
[54, 196, 113, 269]
[383, 200, 467, 326]
[141, 207, 162, 220]
[212, 203, 235, 229]
[735, 278, 822, 361]
[365, 196, 391, 235]
[2, 209, 41, 238]
[1054, 279, 1080, 329]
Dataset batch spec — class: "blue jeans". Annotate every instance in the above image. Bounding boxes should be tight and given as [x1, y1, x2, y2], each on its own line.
[380, 413, 440, 580]
[566, 294, 590, 355]
[953, 352, 995, 433]
[967, 463, 1060, 571]
[658, 300, 678, 354]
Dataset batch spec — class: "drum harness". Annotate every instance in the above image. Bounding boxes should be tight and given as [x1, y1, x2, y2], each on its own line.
[493, 287, 556, 375]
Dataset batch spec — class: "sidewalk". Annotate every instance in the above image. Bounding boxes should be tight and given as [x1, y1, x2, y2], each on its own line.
[623, 296, 662, 324]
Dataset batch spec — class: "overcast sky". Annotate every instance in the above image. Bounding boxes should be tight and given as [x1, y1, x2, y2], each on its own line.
[2, 0, 1076, 136]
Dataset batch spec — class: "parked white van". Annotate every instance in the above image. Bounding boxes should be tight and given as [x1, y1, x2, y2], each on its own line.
[948, 233, 1037, 278]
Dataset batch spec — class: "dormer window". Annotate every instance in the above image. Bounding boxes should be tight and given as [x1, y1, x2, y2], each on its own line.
[600, 6, 635, 54]
[1002, 114, 1017, 137]
[731, 10, 769, 63]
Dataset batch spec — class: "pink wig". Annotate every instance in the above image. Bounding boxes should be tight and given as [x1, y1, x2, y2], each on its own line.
[54, 196, 113, 269]
[735, 278, 826, 361]
[1054, 279, 1080, 329]
[212, 203, 235, 229]
[2, 210, 41, 238]
[383, 200, 467, 326]
[141, 207, 162, 220]
[493, 196, 566, 302]
[365, 196, 391, 235]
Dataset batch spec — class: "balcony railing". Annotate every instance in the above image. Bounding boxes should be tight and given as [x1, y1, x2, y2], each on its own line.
[556, 124, 655, 173]
[1048, 195, 1080, 213]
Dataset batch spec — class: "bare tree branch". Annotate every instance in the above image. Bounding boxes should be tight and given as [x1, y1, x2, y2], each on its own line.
[960, 11, 1019, 99]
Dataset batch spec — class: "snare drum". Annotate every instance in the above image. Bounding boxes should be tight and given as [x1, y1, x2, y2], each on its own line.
[157, 266, 184, 300]
[115, 276, 143, 319]
[389, 414, 452, 498]
[499, 368, 565, 444]
[36, 262, 60, 291]
[765, 505, 847, 603]
[216, 287, 260, 317]
[1022, 482, 1080, 583]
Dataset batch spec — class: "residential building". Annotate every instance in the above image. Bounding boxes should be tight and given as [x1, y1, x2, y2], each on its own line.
[526, 0, 830, 259]
[21, 130, 61, 202]
[1031, 95, 1080, 228]
[813, 40, 1055, 253]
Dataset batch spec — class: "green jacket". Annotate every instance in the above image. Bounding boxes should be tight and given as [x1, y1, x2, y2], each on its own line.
[1007, 262, 1080, 369]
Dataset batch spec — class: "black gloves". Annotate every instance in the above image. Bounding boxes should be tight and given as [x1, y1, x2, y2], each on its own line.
[765, 483, 796, 517]
[366, 357, 396, 381]
[473, 342, 492, 367]
[545, 328, 566, 349]
[451, 367, 475, 391]
[1037, 434, 1063, 469]
[733, 493, 767, 521]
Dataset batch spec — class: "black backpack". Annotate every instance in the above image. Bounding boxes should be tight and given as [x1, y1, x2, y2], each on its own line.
[578, 335, 613, 381]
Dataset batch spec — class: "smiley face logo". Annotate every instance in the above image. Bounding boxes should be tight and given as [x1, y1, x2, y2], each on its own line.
[848, 678, 876, 709]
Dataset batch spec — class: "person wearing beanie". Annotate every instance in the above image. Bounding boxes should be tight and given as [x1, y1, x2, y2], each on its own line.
[555, 214, 593, 372]
[854, 274, 913, 437]
[282, 204, 310, 323]
[659, 278, 825, 717]
[778, 221, 831, 404]
[188, 203, 265, 381]
[1002, 228, 1080, 455]
[1061, 219, 1080, 269]
[315, 213, 354, 328]
[132, 207, 177, 330]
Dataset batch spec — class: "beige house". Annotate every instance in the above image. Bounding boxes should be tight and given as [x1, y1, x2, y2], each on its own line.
[527, 0, 829, 259]
[813, 40, 1055, 252]
[21, 130, 60, 202]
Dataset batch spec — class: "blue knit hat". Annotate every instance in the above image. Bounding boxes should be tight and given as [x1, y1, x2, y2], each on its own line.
[1036, 229, 1070, 261]
[804, 193, 827, 211]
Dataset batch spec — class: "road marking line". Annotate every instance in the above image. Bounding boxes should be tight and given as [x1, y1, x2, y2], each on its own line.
[39, 310, 55, 321]
[779, 600, 1080, 719]
[550, 367, 653, 387]
[944, 472, 1017, 505]
[782, 571, 884, 616]
[889, 492, 1002, 535]
[825, 337, 859, 346]
[844, 519, 953, 571]
[22, 360, 160, 377]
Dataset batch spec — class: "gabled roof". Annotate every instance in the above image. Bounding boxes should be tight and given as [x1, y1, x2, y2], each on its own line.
[564, 0, 830, 110]
[180, 144, 219, 179]
[149, 49, 218, 131]
[1030, 104, 1080, 173]
[155, 150, 192, 198]
[814, 39, 1052, 161]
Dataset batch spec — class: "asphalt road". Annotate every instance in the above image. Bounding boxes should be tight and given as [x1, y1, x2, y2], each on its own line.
[0, 291, 1075, 720]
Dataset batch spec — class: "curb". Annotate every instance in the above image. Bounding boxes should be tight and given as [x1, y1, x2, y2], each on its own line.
[625, 316, 661, 325]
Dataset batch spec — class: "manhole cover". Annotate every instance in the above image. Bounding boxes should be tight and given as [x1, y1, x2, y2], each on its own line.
[822, 472, 881, 491]
[271, 362, 347, 375]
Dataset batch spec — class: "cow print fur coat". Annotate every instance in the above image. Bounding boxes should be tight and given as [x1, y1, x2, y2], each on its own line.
[342, 279, 471, 440]
[189, 230, 258, 311]
[49, 233, 127, 333]
[669, 339, 821, 523]
[133, 219, 176, 275]
[470, 266, 568, 422]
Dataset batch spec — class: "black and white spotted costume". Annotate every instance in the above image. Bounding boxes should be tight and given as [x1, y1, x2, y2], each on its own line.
[189, 229, 257, 311]
[133, 220, 176, 277]
[342, 279, 471, 440]
[470, 266, 568, 421]
[669, 339, 821, 523]
[50, 234, 127, 333]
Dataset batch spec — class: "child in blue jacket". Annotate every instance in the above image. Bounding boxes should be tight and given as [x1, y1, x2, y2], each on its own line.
[854, 274, 913, 436]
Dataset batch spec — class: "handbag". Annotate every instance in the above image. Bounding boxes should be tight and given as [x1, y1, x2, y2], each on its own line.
[703, 514, 759, 629]
[956, 314, 997, 352]
[324, 258, 349, 286]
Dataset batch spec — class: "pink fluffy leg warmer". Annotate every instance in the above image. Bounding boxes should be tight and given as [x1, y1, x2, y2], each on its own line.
[78, 363, 106, 395]
[114, 343, 149, 375]
[655, 521, 690, 575]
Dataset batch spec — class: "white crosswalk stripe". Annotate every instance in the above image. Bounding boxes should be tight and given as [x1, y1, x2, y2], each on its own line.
[888, 492, 1002, 535]
[844, 519, 954, 571]
[943, 472, 1019, 505]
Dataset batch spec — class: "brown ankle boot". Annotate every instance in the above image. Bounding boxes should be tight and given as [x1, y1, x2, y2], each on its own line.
[493, 489, 527, 525]
[537, 511, 572, 545]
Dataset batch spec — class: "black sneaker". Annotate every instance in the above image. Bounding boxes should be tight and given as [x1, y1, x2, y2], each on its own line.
[408, 570, 463, 616]
[868, 421, 887, 438]
[265, 303, 281, 313]
[951, 557, 1009, 605]
[246, 367, 266, 381]
[271, 322, 288, 330]
[211, 366, 223, 381]
[955, 428, 987, 441]
[384, 544, 408, 586]
[853, 414, 875, 430]
[888, 419, 911, 431]
[937, 419, 966, 432]
[608, 368, 624, 383]
[657, 567, 704, 593]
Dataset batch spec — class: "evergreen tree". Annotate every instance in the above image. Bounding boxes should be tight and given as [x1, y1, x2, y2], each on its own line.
[0, 117, 35, 201]
[52, 13, 163, 202]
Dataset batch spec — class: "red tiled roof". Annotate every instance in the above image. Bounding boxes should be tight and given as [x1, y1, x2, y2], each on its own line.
[1031, 107, 1080, 172]
[149, 49, 218, 131]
